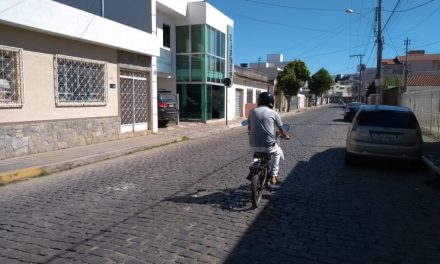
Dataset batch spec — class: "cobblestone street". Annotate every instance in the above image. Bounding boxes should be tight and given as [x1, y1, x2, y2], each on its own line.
[1, 106, 439, 264]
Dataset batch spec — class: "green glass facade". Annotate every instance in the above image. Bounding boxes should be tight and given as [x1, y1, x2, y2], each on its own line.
[176, 24, 231, 122]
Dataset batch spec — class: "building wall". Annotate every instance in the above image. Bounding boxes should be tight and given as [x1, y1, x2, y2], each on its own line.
[410, 60, 440, 73]
[0, 25, 119, 123]
[53, 0, 153, 33]
[0, 0, 159, 57]
[0, 117, 120, 160]
[157, 0, 198, 16]
[184, 2, 234, 33]
[232, 85, 265, 118]
[0, 24, 123, 159]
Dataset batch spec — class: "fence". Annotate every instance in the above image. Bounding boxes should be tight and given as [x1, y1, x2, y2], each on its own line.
[402, 88, 440, 138]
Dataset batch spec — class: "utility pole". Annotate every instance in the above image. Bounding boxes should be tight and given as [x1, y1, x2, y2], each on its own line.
[257, 57, 261, 72]
[350, 54, 364, 102]
[375, 0, 382, 105]
[404, 37, 411, 92]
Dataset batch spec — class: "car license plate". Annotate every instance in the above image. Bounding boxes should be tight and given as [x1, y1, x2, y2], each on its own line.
[168, 104, 174, 107]
[376, 134, 397, 143]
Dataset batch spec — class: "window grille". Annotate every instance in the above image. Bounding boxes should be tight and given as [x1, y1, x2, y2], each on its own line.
[54, 55, 107, 106]
[247, 89, 253, 103]
[0, 46, 23, 108]
[256, 90, 262, 99]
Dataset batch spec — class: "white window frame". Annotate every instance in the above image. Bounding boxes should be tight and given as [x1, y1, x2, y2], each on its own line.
[0, 45, 24, 108]
[54, 54, 108, 107]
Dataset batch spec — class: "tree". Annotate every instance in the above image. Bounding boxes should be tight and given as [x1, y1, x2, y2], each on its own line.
[276, 60, 310, 111]
[309, 68, 334, 105]
[384, 74, 403, 89]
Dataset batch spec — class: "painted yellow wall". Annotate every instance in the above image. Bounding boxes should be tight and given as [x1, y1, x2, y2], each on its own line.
[0, 24, 119, 123]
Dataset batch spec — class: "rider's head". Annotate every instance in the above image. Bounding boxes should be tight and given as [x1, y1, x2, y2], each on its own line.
[257, 92, 275, 109]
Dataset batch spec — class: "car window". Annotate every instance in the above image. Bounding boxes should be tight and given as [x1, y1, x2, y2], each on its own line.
[357, 111, 418, 129]
[159, 92, 176, 103]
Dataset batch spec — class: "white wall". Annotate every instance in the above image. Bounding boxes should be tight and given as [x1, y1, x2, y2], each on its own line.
[156, 0, 198, 16]
[298, 94, 307, 109]
[226, 87, 235, 121]
[0, 0, 159, 57]
[177, 2, 233, 32]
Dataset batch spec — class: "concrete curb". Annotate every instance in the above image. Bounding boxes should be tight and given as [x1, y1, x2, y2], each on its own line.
[0, 166, 47, 185]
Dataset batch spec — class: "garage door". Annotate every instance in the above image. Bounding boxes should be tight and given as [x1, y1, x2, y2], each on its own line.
[120, 69, 149, 133]
[235, 89, 243, 117]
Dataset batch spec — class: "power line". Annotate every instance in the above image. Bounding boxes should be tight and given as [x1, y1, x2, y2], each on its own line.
[289, 9, 375, 59]
[384, 28, 400, 57]
[231, 13, 361, 35]
[392, 4, 440, 37]
[365, 42, 377, 67]
[383, 0, 436, 12]
[413, 39, 440, 48]
[278, 19, 358, 54]
[241, 0, 342, 12]
[382, 0, 407, 32]
[291, 43, 368, 60]
[382, 0, 402, 31]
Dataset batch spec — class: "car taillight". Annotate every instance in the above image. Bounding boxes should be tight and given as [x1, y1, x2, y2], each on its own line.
[158, 102, 167, 108]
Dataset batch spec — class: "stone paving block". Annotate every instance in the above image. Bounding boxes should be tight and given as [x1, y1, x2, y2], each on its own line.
[1, 108, 439, 264]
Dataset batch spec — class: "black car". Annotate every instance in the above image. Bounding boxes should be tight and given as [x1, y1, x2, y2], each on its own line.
[343, 102, 364, 122]
[158, 91, 177, 127]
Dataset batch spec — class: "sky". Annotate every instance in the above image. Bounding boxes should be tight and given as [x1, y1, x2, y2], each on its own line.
[207, 0, 440, 76]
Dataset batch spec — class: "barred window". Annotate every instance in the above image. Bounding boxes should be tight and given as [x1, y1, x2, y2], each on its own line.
[0, 46, 23, 108]
[247, 89, 253, 103]
[256, 90, 262, 99]
[54, 55, 107, 106]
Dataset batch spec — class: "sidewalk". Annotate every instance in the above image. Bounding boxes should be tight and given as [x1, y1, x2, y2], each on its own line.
[0, 110, 306, 185]
[0, 118, 244, 185]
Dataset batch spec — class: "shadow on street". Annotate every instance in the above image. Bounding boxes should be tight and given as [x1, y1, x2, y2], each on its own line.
[222, 147, 440, 263]
[165, 185, 254, 212]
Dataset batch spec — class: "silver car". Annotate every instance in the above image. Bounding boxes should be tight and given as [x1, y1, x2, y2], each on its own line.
[345, 105, 423, 164]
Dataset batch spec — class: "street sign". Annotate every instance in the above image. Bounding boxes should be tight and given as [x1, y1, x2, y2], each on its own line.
[223, 78, 232, 87]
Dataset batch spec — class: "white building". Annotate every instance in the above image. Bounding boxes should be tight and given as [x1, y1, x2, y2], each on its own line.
[156, 1, 234, 122]
[0, 0, 233, 159]
[329, 74, 356, 102]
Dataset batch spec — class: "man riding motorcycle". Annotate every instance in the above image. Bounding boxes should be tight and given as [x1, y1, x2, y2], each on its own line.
[248, 92, 289, 185]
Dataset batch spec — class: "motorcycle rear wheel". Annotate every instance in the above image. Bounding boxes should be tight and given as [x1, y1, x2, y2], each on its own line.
[251, 172, 263, 208]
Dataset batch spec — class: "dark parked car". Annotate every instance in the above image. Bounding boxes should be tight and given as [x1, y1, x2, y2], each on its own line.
[158, 91, 177, 127]
[343, 102, 364, 122]
[345, 105, 423, 164]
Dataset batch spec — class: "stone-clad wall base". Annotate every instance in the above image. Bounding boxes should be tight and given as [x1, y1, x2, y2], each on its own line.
[0, 117, 121, 160]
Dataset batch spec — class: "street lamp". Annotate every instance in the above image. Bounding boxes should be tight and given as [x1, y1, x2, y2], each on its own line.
[345, 8, 355, 14]
[344, 8, 374, 29]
